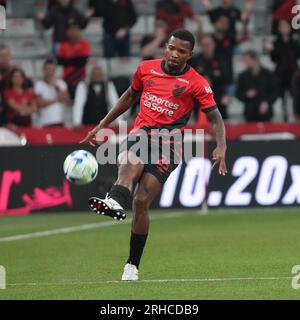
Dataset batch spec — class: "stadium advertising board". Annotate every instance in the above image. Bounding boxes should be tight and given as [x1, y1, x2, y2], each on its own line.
[160, 140, 300, 208]
[0, 140, 299, 215]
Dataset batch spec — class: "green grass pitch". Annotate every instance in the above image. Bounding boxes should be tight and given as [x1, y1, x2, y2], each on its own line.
[0, 208, 300, 300]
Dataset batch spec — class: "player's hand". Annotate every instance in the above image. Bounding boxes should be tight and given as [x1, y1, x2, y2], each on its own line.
[85, 8, 94, 18]
[259, 101, 269, 114]
[241, 12, 250, 24]
[116, 28, 128, 39]
[155, 23, 167, 41]
[246, 89, 257, 99]
[79, 124, 103, 146]
[221, 95, 230, 106]
[212, 146, 228, 176]
[264, 41, 274, 51]
[35, 12, 45, 20]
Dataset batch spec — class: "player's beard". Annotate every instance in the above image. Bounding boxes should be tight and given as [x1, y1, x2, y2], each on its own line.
[165, 60, 185, 74]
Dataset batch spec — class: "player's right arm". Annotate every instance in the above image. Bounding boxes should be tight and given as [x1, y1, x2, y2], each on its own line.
[81, 62, 144, 146]
[80, 86, 140, 146]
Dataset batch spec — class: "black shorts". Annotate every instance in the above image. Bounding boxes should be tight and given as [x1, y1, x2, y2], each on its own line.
[119, 128, 183, 185]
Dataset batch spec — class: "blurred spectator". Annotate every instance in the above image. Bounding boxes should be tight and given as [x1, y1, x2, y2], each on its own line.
[87, 0, 137, 58]
[46, 0, 58, 11]
[236, 51, 279, 122]
[34, 58, 70, 127]
[72, 66, 119, 126]
[155, 0, 201, 39]
[36, 0, 89, 54]
[0, 0, 6, 7]
[265, 19, 300, 120]
[57, 22, 91, 99]
[140, 20, 167, 60]
[0, 45, 13, 90]
[211, 14, 249, 97]
[0, 45, 13, 125]
[270, 0, 297, 35]
[189, 34, 231, 119]
[292, 70, 300, 124]
[201, 0, 254, 37]
[110, 75, 137, 121]
[3, 68, 37, 127]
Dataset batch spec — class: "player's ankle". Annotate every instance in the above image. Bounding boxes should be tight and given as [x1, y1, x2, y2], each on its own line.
[109, 185, 131, 209]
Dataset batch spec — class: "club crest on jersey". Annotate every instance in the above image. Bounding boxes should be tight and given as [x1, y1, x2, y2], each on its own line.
[146, 80, 155, 87]
[172, 85, 186, 97]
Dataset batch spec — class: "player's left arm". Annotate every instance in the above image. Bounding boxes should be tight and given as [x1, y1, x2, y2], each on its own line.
[206, 108, 228, 176]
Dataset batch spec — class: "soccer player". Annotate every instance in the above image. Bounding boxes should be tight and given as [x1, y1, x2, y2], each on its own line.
[80, 29, 227, 281]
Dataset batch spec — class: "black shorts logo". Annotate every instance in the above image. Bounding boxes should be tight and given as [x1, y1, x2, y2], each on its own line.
[157, 155, 170, 175]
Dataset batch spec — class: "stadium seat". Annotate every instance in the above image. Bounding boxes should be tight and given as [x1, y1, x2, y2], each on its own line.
[108, 57, 141, 78]
[0, 128, 22, 146]
[233, 53, 275, 77]
[135, 0, 155, 15]
[233, 54, 246, 76]
[233, 53, 275, 71]
[5, 0, 13, 17]
[81, 19, 103, 57]
[74, 0, 89, 12]
[145, 15, 155, 34]
[8, 37, 48, 59]
[185, 15, 214, 34]
[9, 0, 37, 18]
[33, 59, 45, 79]
[260, 54, 276, 71]
[87, 38, 103, 57]
[96, 58, 110, 75]
[42, 29, 53, 51]
[130, 16, 148, 56]
[226, 97, 244, 123]
[4, 18, 37, 38]
[131, 16, 147, 36]
[82, 18, 103, 38]
[239, 36, 266, 54]
[13, 59, 35, 78]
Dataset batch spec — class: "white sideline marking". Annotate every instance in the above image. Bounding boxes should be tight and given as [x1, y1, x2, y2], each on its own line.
[7, 276, 292, 287]
[0, 212, 185, 243]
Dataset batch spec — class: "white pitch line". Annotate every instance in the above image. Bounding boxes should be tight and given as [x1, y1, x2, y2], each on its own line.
[0, 212, 185, 243]
[7, 276, 292, 287]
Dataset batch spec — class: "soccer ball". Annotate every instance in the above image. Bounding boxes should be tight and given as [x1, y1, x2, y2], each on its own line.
[63, 150, 98, 185]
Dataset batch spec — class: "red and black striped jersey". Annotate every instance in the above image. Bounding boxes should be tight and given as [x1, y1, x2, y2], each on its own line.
[132, 59, 217, 130]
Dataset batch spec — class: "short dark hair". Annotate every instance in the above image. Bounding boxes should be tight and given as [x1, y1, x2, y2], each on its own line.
[243, 50, 259, 61]
[67, 19, 80, 30]
[43, 57, 57, 67]
[167, 29, 195, 50]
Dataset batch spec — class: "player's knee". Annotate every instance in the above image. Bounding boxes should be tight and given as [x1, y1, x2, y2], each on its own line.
[118, 151, 143, 166]
[133, 194, 149, 210]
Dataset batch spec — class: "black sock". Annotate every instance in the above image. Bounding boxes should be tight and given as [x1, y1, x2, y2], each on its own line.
[109, 185, 131, 209]
[127, 232, 148, 269]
